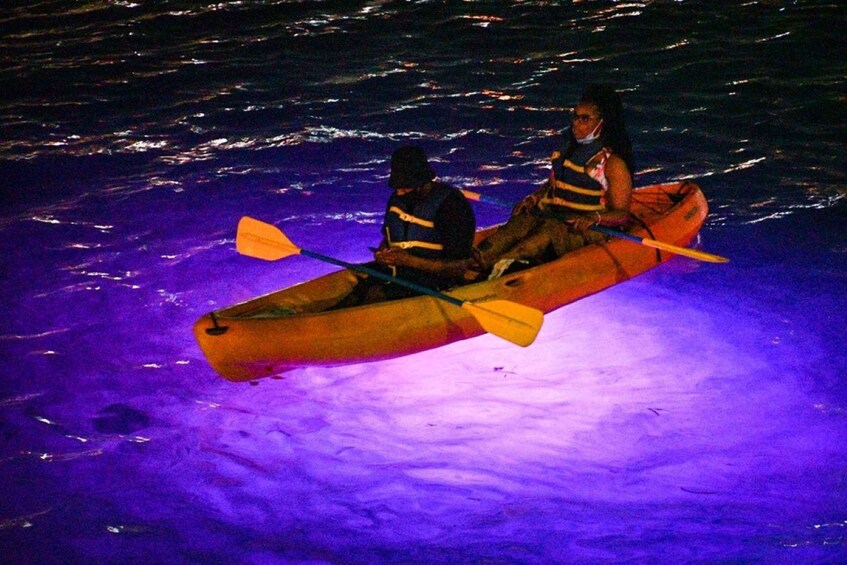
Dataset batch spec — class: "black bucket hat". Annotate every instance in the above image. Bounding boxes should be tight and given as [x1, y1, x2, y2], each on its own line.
[388, 146, 435, 189]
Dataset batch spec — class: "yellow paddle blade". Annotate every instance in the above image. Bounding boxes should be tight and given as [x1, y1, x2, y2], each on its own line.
[463, 299, 544, 347]
[461, 189, 483, 201]
[236, 216, 301, 261]
[640, 238, 729, 263]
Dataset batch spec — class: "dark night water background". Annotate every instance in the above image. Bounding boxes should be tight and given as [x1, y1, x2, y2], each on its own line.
[1, 1, 845, 562]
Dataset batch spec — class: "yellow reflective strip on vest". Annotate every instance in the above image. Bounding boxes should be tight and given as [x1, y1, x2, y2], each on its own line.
[539, 196, 605, 212]
[551, 179, 603, 197]
[563, 159, 586, 174]
[388, 206, 436, 229]
[389, 240, 444, 251]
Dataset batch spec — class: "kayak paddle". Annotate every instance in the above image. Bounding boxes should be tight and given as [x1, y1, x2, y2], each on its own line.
[461, 189, 729, 263]
[235, 216, 544, 347]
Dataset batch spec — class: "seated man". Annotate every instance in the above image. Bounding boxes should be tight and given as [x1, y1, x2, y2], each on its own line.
[336, 145, 477, 306]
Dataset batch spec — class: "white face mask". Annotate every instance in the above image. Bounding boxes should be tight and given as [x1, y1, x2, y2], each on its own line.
[576, 119, 603, 145]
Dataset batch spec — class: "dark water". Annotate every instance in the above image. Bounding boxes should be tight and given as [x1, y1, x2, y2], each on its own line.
[2, 1, 846, 562]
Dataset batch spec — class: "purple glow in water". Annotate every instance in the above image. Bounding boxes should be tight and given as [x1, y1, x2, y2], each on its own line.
[3, 203, 845, 562]
[2, 1, 846, 562]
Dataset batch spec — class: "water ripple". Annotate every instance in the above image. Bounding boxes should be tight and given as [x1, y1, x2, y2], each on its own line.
[1, 3, 846, 562]
[0, 329, 70, 341]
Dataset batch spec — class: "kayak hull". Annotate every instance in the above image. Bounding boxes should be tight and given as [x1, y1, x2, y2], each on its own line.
[194, 181, 709, 381]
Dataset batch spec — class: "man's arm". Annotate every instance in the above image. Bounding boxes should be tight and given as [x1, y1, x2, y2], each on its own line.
[375, 191, 476, 279]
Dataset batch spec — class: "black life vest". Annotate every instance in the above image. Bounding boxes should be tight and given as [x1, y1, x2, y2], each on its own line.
[383, 182, 454, 260]
[540, 140, 610, 213]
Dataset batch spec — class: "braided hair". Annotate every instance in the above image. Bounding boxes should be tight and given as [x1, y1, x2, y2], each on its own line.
[566, 84, 635, 173]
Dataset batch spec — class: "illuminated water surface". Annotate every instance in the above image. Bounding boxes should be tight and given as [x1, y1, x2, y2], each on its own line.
[1, 2, 845, 562]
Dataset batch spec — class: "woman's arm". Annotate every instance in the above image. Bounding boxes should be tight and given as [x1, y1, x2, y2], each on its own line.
[571, 154, 632, 232]
[599, 154, 632, 226]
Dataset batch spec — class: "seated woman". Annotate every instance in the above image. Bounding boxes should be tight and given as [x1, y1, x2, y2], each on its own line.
[473, 84, 635, 278]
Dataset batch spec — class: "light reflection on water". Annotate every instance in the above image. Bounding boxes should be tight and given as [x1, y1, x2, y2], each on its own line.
[1, 1, 845, 562]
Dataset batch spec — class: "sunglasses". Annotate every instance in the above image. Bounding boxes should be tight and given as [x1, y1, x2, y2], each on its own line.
[570, 110, 601, 124]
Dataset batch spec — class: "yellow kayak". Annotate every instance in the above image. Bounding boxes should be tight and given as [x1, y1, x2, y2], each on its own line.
[194, 181, 710, 382]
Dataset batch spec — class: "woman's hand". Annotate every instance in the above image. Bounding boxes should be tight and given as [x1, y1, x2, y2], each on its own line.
[511, 194, 539, 216]
[570, 211, 601, 233]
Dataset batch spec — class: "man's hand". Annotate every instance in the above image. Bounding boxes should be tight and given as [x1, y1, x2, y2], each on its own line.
[374, 247, 412, 267]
